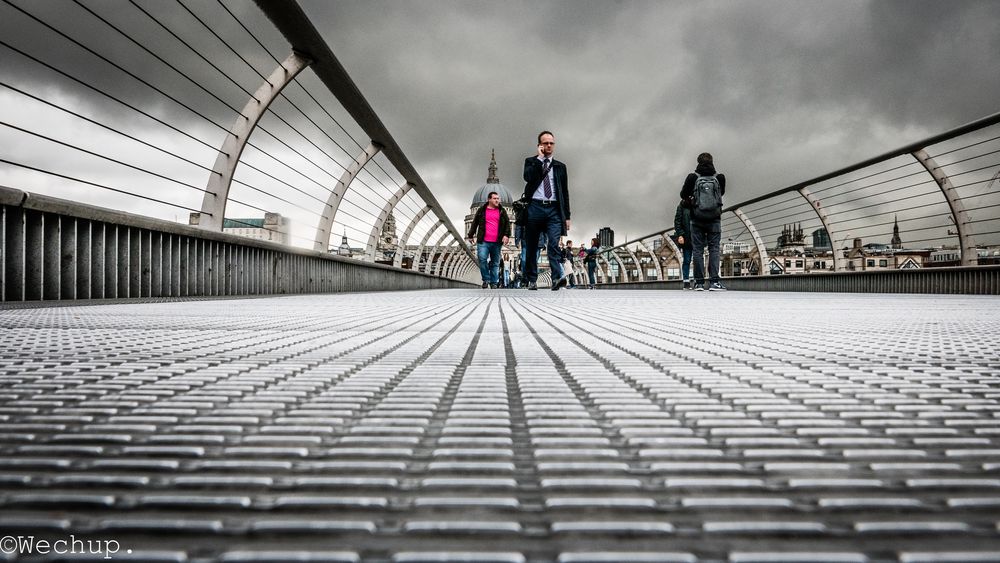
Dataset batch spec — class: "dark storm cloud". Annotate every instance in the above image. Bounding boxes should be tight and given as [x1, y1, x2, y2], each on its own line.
[3, 0, 996, 244]
[296, 0, 998, 242]
[0, 0, 282, 131]
[680, 0, 1000, 128]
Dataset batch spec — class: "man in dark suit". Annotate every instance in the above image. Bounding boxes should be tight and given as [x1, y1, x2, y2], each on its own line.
[522, 130, 571, 291]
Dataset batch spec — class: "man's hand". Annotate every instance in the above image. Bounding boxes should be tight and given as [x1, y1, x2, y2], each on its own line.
[467, 238, 475, 245]
[502, 236, 509, 245]
[565, 219, 572, 232]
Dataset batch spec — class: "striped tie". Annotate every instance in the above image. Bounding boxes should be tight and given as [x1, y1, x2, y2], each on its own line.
[542, 159, 552, 199]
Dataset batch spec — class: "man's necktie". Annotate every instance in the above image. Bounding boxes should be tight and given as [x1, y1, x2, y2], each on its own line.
[542, 159, 552, 199]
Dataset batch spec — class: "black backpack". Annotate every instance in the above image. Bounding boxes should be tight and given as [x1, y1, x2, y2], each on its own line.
[691, 174, 722, 222]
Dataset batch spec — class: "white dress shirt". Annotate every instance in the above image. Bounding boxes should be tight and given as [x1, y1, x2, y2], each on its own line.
[531, 156, 557, 201]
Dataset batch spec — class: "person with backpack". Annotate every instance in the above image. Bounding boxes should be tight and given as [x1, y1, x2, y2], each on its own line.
[679, 152, 727, 291]
[671, 198, 694, 289]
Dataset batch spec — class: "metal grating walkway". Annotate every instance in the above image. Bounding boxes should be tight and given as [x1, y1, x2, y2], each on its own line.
[1, 289, 999, 563]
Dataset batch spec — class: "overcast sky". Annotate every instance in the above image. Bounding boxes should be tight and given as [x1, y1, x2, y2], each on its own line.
[0, 0, 997, 249]
[299, 0, 999, 244]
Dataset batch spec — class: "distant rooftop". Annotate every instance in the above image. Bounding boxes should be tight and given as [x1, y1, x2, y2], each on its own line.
[223, 218, 265, 228]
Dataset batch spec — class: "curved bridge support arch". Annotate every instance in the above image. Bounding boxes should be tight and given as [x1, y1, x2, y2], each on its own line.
[449, 251, 468, 279]
[797, 187, 842, 272]
[458, 261, 474, 280]
[394, 206, 431, 269]
[660, 233, 682, 279]
[446, 245, 465, 278]
[366, 182, 413, 259]
[637, 239, 663, 281]
[197, 52, 311, 231]
[415, 221, 444, 272]
[442, 249, 463, 279]
[623, 246, 644, 282]
[314, 142, 382, 251]
[608, 251, 627, 283]
[912, 149, 976, 266]
[732, 208, 769, 276]
[598, 256, 612, 284]
[428, 232, 450, 276]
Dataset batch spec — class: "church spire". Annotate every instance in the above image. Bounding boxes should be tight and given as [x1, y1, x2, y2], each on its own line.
[487, 149, 500, 184]
[890, 214, 902, 249]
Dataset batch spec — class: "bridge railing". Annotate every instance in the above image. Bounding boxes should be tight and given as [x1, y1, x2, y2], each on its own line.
[1, 185, 468, 302]
[596, 111, 1000, 294]
[0, 0, 479, 302]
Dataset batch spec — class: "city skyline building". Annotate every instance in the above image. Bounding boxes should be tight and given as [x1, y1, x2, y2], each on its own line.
[598, 227, 615, 248]
[218, 212, 289, 245]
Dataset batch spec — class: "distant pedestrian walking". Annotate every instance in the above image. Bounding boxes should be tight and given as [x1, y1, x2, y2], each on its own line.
[570, 242, 585, 288]
[563, 239, 577, 288]
[523, 131, 572, 291]
[671, 198, 694, 289]
[680, 152, 727, 291]
[584, 238, 600, 289]
[467, 191, 511, 289]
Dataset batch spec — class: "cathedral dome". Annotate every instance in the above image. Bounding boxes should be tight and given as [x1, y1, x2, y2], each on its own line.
[471, 149, 515, 206]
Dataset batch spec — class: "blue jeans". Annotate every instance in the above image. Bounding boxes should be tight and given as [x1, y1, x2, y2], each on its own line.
[587, 261, 597, 286]
[518, 233, 543, 274]
[692, 222, 721, 284]
[524, 202, 564, 283]
[476, 241, 502, 284]
[681, 246, 693, 281]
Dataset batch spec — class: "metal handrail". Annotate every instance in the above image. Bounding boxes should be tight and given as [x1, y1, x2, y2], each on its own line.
[600, 110, 1000, 285]
[253, 0, 475, 265]
[605, 111, 1000, 254]
[0, 0, 478, 287]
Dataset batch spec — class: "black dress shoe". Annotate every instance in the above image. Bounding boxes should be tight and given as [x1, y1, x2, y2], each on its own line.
[482, 282, 489, 289]
[528, 282, 538, 290]
[552, 276, 569, 291]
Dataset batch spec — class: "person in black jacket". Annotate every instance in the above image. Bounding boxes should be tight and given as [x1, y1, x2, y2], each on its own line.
[522, 131, 571, 291]
[672, 199, 694, 289]
[679, 152, 727, 291]
[467, 191, 511, 289]
[584, 237, 600, 289]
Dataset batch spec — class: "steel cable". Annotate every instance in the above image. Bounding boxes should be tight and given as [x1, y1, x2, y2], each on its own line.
[0, 158, 203, 214]
[3, 1, 233, 135]
[212, 0, 422, 218]
[73, 0, 363, 211]
[1, 78, 320, 219]
[175, 0, 268, 83]
[112, 0, 353, 204]
[1, 121, 210, 195]
[930, 133, 1000, 159]
[123, 0, 256, 102]
[0, 81, 215, 176]
[0, 40, 221, 155]
[811, 159, 921, 195]
[201, 0, 408, 212]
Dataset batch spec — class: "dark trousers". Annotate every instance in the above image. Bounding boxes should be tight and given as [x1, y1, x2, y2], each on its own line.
[692, 221, 721, 284]
[681, 246, 693, 281]
[524, 201, 564, 284]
